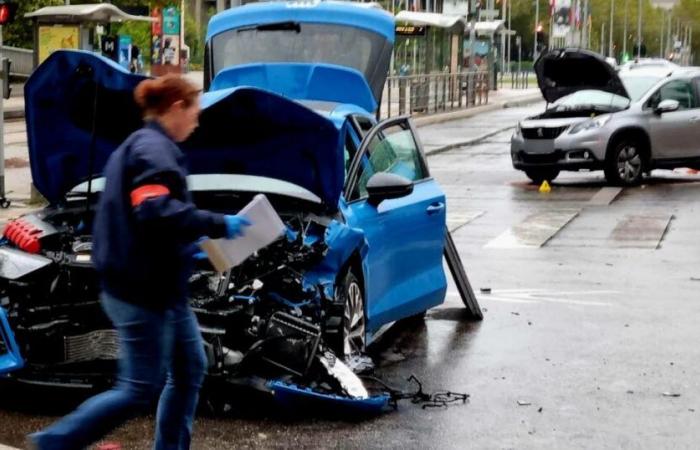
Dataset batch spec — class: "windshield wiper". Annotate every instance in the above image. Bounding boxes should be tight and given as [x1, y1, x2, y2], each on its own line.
[237, 21, 301, 33]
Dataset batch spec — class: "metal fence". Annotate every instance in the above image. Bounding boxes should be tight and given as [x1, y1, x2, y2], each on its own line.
[380, 71, 490, 119]
[2, 46, 34, 78]
[498, 70, 533, 90]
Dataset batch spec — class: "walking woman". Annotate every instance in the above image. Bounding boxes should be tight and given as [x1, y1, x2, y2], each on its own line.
[29, 75, 250, 449]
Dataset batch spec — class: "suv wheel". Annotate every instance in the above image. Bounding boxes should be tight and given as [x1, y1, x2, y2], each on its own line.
[605, 138, 644, 186]
[525, 168, 560, 184]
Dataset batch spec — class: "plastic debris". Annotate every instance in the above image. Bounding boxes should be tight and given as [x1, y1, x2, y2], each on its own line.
[517, 400, 532, 406]
[662, 392, 681, 397]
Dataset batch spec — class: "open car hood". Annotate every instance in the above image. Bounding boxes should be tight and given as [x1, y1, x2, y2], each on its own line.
[24, 50, 344, 207]
[205, 1, 394, 111]
[535, 48, 630, 103]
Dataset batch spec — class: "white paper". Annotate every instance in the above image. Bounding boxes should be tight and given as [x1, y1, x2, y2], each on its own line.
[200, 194, 286, 272]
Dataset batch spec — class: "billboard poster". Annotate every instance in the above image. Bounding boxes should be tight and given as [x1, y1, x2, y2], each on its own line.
[151, 7, 162, 36]
[38, 25, 79, 64]
[162, 35, 180, 66]
[163, 6, 180, 35]
[552, 0, 572, 38]
[118, 35, 132, 70]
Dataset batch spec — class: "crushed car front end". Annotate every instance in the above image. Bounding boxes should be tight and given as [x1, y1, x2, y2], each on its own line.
[1, 49, 389, 411]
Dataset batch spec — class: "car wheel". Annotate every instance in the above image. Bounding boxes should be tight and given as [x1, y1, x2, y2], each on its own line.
[605, 138, 644, 186]
[330, 271, 366, 358]
[524, 168, 560, 184]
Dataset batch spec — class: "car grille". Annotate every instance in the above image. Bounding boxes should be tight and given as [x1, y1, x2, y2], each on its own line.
[521, 126, 568, 140]
[518, 150, 564, 164]
[64, 329, 119, 364]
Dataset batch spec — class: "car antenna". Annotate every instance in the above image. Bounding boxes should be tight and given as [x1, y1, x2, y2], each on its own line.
[76, 63, 99, 214]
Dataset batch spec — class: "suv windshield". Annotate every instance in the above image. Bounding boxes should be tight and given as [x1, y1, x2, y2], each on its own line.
[211, 22, 386, 83]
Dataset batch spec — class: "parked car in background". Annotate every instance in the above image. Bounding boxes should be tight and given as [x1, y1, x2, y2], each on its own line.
[618, 57, 679, 72]
[512, 48, 700, 186]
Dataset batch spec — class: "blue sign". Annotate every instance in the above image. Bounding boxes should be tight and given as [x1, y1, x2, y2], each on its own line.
[118, 35, 132, 69]
[163, 6, 180, 35]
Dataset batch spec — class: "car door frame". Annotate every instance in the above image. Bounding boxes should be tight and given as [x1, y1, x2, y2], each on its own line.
[344, 115, 431, 199]
[343, 115, 447, 331]
[646, 77, 700, 161]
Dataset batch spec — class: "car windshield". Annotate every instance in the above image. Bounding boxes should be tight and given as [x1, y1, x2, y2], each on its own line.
[553, 89, 630, 111]
[621, 75, 663, 101]
[211, 22, 386, 81]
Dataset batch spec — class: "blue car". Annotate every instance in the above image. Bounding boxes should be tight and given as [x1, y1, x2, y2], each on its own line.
[0, 2, 479, 408]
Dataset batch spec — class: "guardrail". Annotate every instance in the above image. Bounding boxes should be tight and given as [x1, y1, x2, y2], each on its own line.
[2, 46, 34, 78]
[380, 71, 490, 119]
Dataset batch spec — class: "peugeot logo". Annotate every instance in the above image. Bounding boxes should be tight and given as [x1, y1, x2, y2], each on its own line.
[537, 128, 544, 137]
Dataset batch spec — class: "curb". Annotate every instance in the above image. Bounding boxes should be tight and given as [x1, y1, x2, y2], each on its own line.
[413, 93, 541, 128]
[425, 125, 515, 156]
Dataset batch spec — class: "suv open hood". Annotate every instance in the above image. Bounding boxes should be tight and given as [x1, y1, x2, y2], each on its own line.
[25, 50, 343, 207]
[535, 48, 630, 103]
[204, 1, 394, 112]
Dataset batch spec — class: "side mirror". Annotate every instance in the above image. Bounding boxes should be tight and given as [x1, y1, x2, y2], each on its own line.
[366, 172, 413, 206]
[655, 99, 680, 115]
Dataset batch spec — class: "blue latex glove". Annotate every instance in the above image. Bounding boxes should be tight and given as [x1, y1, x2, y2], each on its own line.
[224, 215, 251, 239]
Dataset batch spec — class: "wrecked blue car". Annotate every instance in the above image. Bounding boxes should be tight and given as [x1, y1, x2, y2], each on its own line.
[0, 2, 479, 410]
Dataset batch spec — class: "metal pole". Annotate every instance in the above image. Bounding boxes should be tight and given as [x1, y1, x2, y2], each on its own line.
[601, 22, 605, 55]
[507, 0, 512, 73]
[609, 0, 614, 58]
[0, 25, 5, 202]
[623, 0, 628, 57]
[534, 0, 539, 61]
[501, 0, 506, 76]
[660, 9, 664, 58]
[636, 0, 642, 58]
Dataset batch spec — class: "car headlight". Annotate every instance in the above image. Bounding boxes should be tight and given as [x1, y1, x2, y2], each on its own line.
[569, 115, 612, 134]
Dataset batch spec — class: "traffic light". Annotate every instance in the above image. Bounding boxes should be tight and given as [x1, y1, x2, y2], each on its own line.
[0, 2, 18, 26]
[2, 58, 10, 99]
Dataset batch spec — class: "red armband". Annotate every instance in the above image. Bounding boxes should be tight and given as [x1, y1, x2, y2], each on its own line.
[130, 184, 170, 207]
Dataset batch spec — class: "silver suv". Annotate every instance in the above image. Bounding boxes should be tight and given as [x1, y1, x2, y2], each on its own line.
[511, 48, 700, 185]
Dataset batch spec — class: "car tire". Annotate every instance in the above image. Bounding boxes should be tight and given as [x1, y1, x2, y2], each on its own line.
[329, 271, 366, 359]
[604, 137, 645, 186]
[525, 168, 560, 184]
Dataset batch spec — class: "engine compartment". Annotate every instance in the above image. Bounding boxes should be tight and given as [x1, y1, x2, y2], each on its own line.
[0, 195, 375, 404]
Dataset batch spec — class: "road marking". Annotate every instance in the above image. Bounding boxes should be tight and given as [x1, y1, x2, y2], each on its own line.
[485, 209, 580, 248]
[588, 187, 623, 206]
[447, 211, 484, 232]
[447, 289, 615, 307]
[609, 214, 673, 249]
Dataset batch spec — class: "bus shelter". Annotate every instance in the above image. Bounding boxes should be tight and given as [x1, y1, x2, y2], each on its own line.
[25, 4, 152, 69]
[394, 11, 466, 76]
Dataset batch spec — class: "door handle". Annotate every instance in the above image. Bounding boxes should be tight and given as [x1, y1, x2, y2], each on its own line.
[426, 202, 445, 215]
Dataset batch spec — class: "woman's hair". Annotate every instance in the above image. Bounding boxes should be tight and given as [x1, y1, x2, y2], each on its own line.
[134, 74, 200, 117]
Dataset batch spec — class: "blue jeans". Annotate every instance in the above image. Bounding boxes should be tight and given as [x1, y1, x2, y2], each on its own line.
[30, 292, 208, 450]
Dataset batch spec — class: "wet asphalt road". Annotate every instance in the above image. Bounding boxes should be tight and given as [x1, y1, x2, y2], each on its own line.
[3, 103, 700, 449]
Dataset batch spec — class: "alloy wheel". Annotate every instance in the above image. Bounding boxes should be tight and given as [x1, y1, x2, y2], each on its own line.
[616, 145, 642, 183]
[343, 280, 366, 357]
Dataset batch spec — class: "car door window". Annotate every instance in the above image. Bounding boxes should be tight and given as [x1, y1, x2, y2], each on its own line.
[351, 121, 426, 200]
[648, 80, 697, 110]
